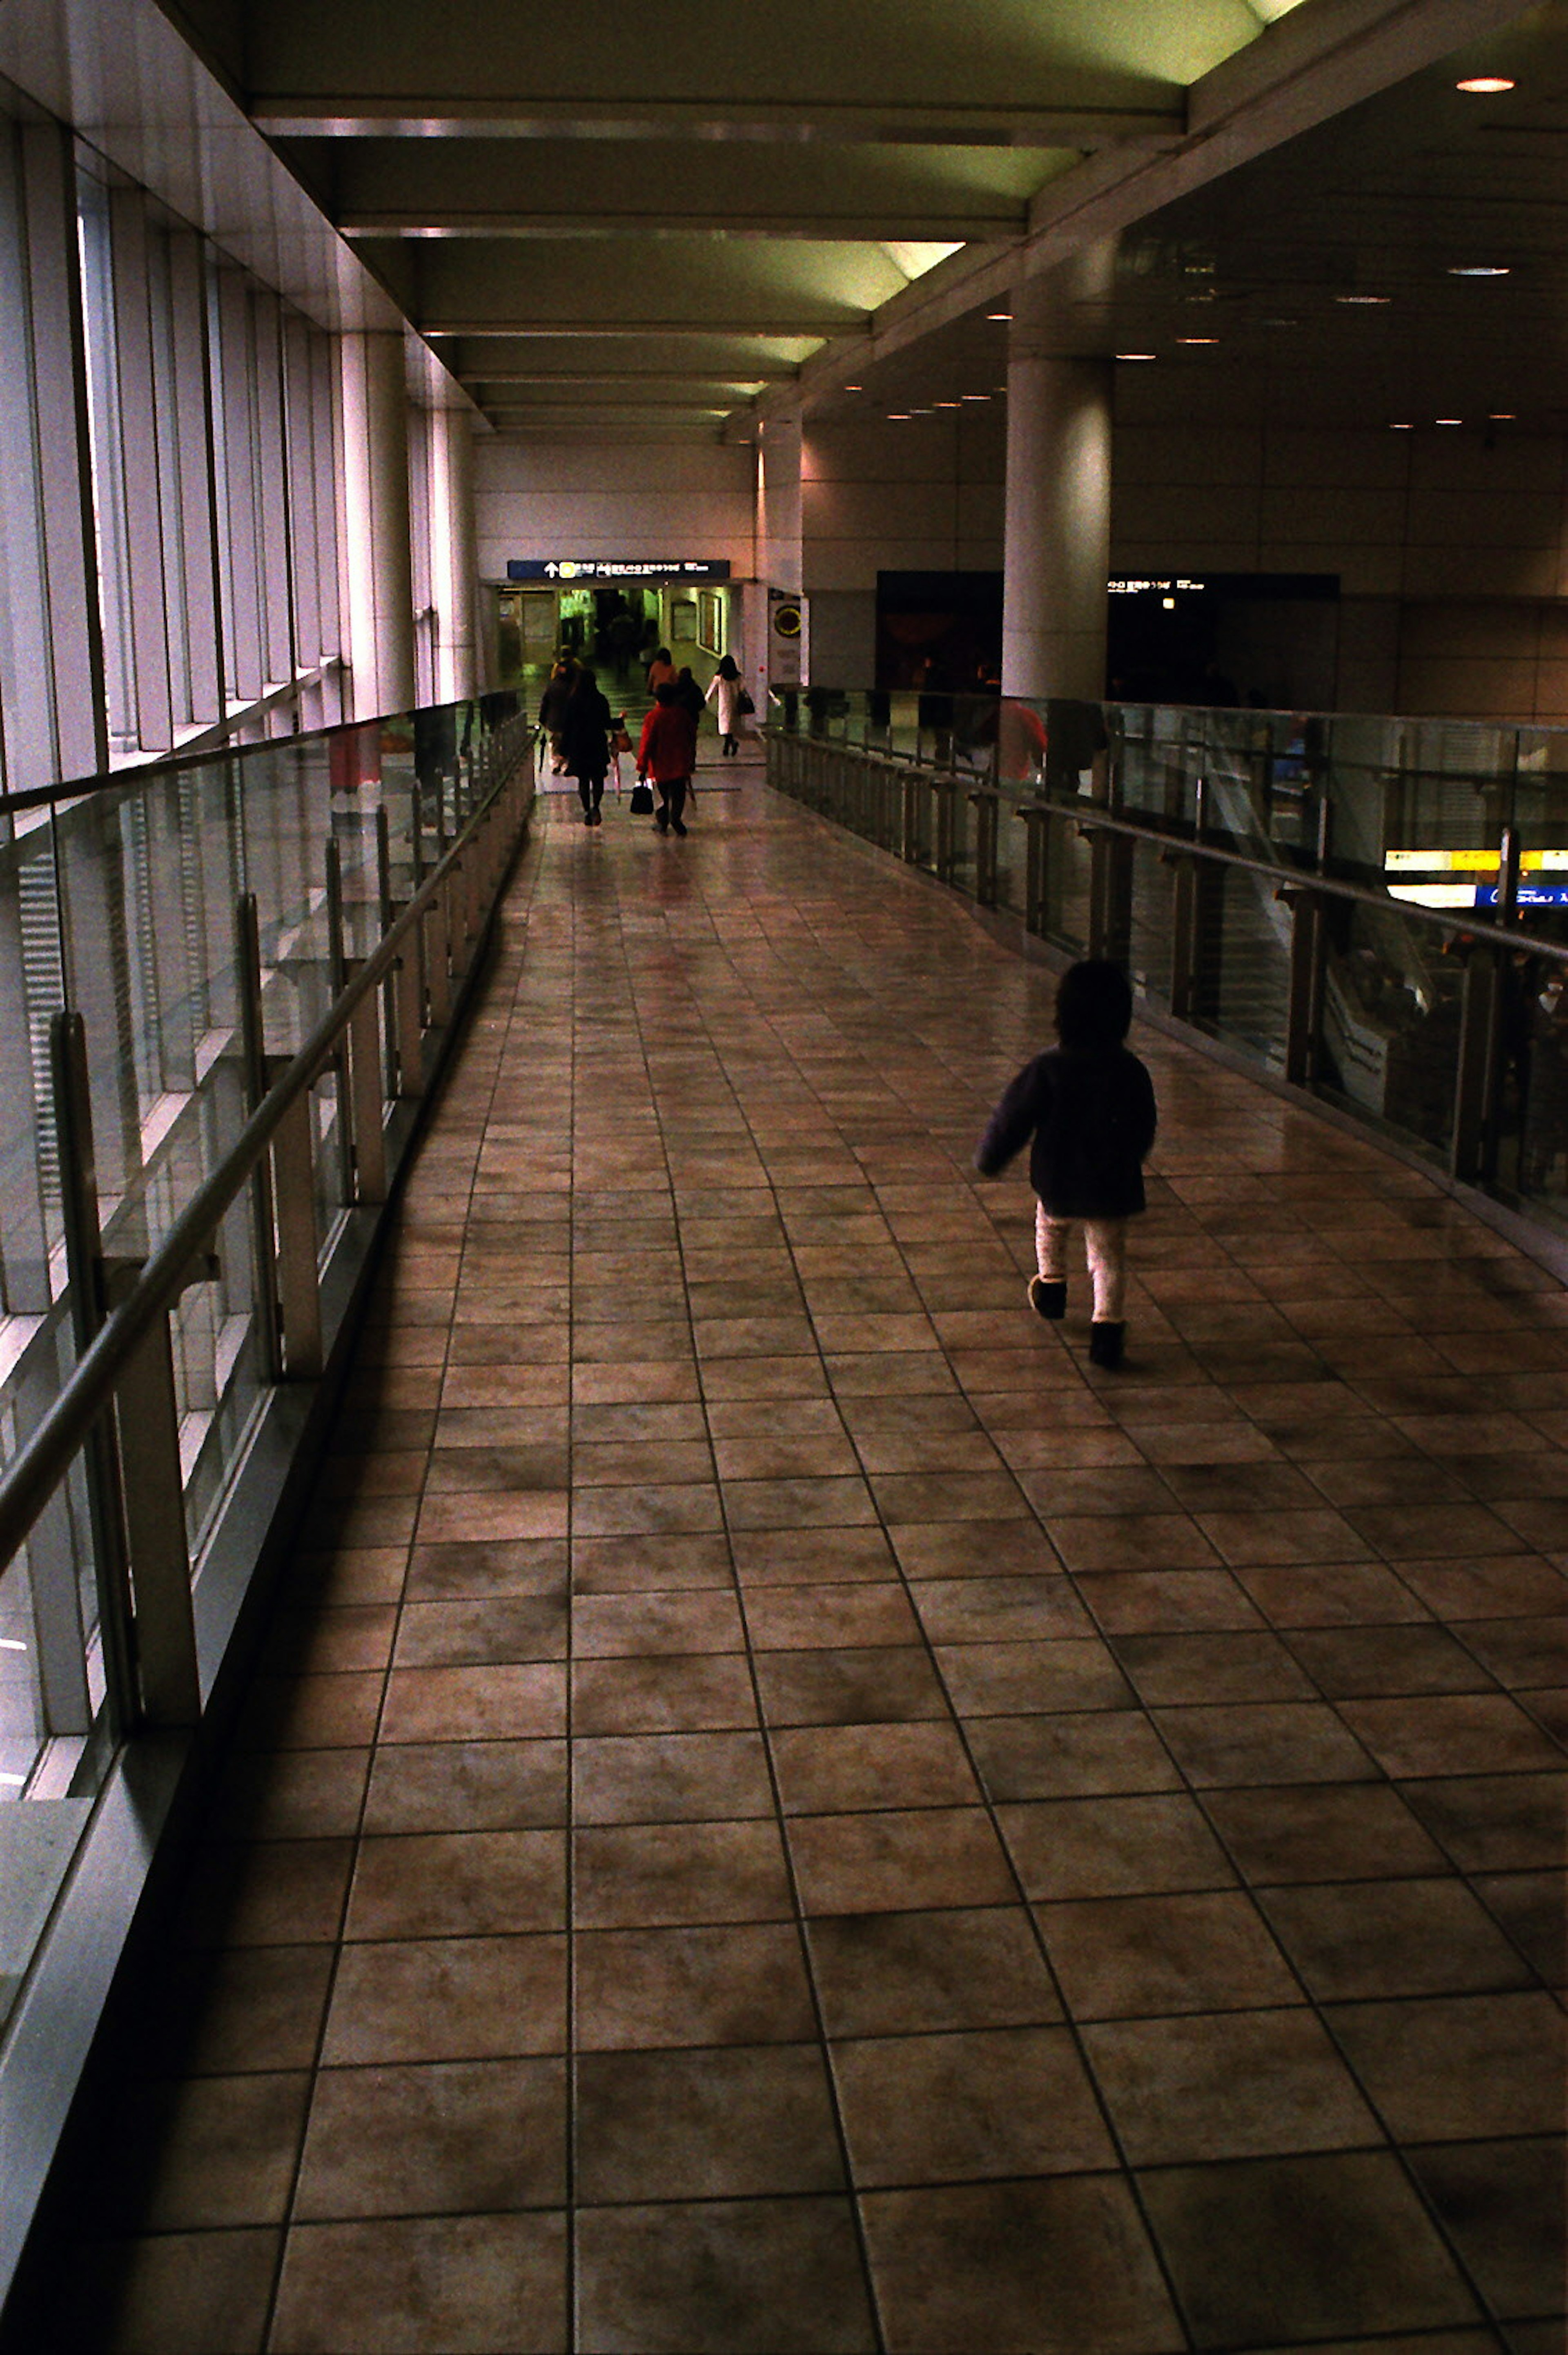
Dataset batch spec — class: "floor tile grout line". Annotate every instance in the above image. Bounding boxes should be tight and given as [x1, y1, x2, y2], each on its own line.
[556, 829, 581, 2355]
[633, 876, 894, 2355]
[253, 929, 491, 2351]
[810, 819, 1543, 2346]
[733, 803, 1553, 2339]
[683, 869, 1221, 2347]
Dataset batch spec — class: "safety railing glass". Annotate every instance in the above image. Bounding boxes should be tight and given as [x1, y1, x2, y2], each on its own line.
[764, 692, 1568, 1237]
[0, 699, 530, 1874]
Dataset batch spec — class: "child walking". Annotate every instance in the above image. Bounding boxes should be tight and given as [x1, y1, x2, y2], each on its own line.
[975, 959, 1157, 1370]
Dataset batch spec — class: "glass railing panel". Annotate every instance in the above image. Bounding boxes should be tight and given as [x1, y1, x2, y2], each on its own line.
[1316, 900, 1464, 1163]
[1039, 807, 1093, 954]
[1516, 966, 1568, 1216]
[0, 820, 65, 1312]
[762, 696, 1568, 1220]
[1127, 837, 1177, 1011]
[1204, 863, 1295, 1066]
[0, 697, 511, 1791]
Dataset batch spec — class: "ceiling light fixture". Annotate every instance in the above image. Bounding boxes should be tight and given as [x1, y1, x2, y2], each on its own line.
[961, 392, 990, 401]
[1389, 421, 1415, 431]
[888, 411, 912, 420]
[933, 400, 961, 410]
[986, 311, 1013, 322]
[843, 383, 863, 392]
[1177, 336, 1218, 346]
[1436, 417, 1463, 426]
[1449, 265, 1510, 277]
[1489, 411, 1517, 421]
[1116, 351, 1156, 361]
[1457, 76, 1515, 93]
[1336, 294, 1390, 306]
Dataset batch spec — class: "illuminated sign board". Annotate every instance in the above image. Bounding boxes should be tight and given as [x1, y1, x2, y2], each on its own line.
[507, 558, 731, 582]
[1385, 847, 1568, 911]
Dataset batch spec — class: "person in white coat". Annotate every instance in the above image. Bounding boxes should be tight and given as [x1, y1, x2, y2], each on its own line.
[705, 654, 747, 756]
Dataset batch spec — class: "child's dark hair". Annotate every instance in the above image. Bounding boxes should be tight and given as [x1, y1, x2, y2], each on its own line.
[1054, 958, 1133, 1051]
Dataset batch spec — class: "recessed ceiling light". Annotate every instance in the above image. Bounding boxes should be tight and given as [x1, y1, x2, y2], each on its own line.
[933, 400, 960, 410]
[1336, 294, 1390, 306]
[1489, 411, 1517, 420]
[843, 383, 864, 392]
[1449, 265, 1510, 277]
[1457, 76, 1515, 93]
[1436, 417, 1463, 426]
[1116, 351, 1156, 361]
[961, 392, 990, 401]
[986, 311, 1013, 322]
[1389, 421, 1415, 431]
[1176, 336, 1218, 346]
[887, 411, 911, 421]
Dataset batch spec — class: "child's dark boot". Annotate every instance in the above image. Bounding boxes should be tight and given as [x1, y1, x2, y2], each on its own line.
[1027, 1277, 1066, 1320]
[1089, 1320, 1125, 1369]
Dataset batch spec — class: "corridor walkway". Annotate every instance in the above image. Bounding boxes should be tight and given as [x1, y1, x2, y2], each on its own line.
[61, 775, 1566, 2353]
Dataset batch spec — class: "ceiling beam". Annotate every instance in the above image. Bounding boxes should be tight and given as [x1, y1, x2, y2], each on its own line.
[253, 98, 1186, 148]
[762, 0, 1538, 420]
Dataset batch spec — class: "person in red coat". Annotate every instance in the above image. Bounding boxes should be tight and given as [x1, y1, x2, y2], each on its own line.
[637, 682, 697, 836]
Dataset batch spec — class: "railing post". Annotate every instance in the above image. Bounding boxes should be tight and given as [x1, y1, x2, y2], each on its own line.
[900, 773, 921, 864]
[324, 837, 354, 1205]
[271, 1076, 324, 1377]
[348, 981, 388, 1206]
[1021, 804, 1051, 937]
[1280, 884, 1327, 1087]
[426, 867, 452, 1026]
[1452, 945, 1502, 1183]
[1169, 853, 1200, 1021]
[1086, 824, 1134, 965]
[969, 790, 1000, 908]
[236, 893, 281, 1385]
[101, 1258, 201, 1730]
[933, 778, 957, 882]
[51, 1013, 138, 1736]
[53, 1012, 200, 1731]
[376, 804, 398, 1095]
[16, 1343, 93, 1740]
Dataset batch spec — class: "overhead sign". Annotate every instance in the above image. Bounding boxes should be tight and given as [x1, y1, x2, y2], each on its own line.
[506, 558, 731, 583]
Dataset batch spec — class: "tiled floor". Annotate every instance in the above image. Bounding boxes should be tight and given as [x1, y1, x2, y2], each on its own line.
[55, 766, 1566, 2352]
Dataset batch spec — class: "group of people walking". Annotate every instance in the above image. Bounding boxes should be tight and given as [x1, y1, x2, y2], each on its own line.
[537, 648, 750, 833]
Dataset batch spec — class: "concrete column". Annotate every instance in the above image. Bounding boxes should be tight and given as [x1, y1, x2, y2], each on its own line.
[430, 405, 478, 703]
[1000, 255, 1114, 702]
[338, 330, 416, 718]
[760, 412, 803, 596]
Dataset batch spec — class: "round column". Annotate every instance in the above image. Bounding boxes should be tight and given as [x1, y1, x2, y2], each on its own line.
[1000, 255, 1115, 703]
[431, 405, 478, 704]
[339, 330, 416, 717]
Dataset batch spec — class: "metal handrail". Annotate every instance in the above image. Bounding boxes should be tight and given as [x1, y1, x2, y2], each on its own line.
[0, 683, 485, 816]
[762, 727, 1568, 968]
[0, 731, 526, 1574]
[1018, 795, 1568, 969]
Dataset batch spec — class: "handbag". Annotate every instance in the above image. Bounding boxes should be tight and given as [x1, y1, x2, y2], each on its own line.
[630, 778, 654, 814]
[736, 688, 756, 716]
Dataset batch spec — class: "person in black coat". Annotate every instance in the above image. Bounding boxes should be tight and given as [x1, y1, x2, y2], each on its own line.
[559, 665, 613, 825]
[975, 959, 1157, 1369]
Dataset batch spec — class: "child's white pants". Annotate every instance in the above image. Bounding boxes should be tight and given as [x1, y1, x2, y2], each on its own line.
[1036, 1205, 1128, 1321]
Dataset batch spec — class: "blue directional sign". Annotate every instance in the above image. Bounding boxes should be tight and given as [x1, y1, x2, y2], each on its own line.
[507, 559, 731, 582]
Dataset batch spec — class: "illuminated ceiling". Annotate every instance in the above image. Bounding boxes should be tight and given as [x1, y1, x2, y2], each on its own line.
[158, 0, 1539, 439]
